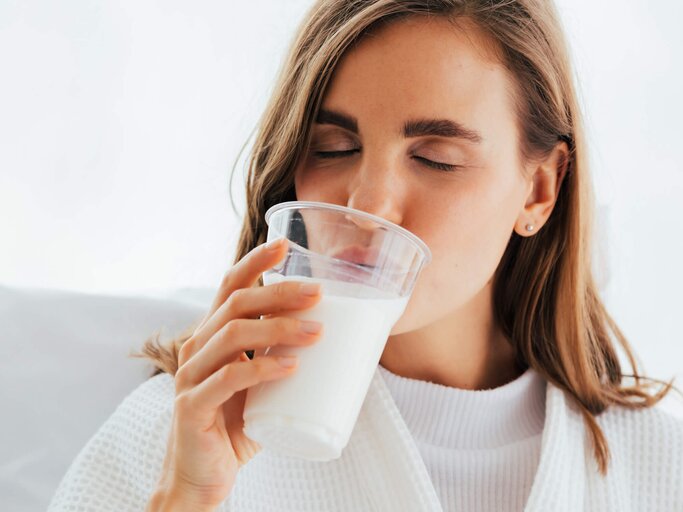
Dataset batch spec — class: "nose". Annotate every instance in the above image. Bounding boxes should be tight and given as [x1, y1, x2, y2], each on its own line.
[345, 177, 403, 230]
[344, 196, 403, 232]
[343, 212, 384, 231]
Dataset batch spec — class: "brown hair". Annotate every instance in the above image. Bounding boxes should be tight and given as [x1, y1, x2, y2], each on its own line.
[130, 0, 678, 475]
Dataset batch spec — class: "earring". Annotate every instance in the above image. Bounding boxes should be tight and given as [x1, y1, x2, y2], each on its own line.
[525, 223, 534, 232]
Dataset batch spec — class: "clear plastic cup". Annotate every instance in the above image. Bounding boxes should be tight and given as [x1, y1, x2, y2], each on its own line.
[243, 200, 431, 461]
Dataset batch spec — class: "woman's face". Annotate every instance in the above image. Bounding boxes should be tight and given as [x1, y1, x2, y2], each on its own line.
[293, 15, 534, 335]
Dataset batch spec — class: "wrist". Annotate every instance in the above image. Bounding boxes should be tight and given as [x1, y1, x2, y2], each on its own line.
[147, 485, 217, 512]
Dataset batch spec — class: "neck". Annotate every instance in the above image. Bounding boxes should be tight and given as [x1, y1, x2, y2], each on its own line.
[380, 279, 523, 390]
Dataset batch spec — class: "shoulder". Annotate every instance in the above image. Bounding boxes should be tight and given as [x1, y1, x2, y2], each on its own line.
[594, 401, 683, 508]
[47, 373, 176, 511]
[115, 371, 176, 419]
[597, 400, 683, 452]
[95, 371, 176, 444]
[104, 371, 177, 457]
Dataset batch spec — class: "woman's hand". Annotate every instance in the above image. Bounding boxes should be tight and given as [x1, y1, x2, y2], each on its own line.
[150, 238, 323, 511]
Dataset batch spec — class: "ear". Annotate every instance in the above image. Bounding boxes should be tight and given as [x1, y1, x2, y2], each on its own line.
[514, 141, 569, 237]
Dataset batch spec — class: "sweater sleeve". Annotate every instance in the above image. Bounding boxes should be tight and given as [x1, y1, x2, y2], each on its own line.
[46, 372, 176, 512]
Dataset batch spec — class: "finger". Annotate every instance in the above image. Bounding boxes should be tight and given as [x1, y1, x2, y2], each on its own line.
[181, 238, 288, 367]
[243, 315, 271, 360]
[201, 238, 288, 328]
[187, 280, 323, 360]
[177, 316, 322, 387]
[176, 356, 298, 431]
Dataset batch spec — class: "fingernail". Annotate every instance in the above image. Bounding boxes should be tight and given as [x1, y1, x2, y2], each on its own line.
[300, 320, 322, 334]
[299, 283, 321, 296]
[277, 356, 298, 368]
[265, 237, 285, 251]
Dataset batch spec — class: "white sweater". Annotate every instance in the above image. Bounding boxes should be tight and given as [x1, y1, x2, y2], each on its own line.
[48, 365, 683, 511]
[377, 364, 546, 511]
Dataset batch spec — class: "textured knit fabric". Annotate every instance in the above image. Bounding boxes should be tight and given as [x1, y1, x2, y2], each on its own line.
[47, 365, 683, 511]
[377, 364, 545, 511]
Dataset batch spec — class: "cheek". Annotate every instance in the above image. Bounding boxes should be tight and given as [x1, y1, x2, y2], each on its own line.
[391, 171, 525, 333]
[294, 164, 348, 203]
[390, 267, 444, 334]
[390, 242, 485, 334]
[294, 165, 317, 200]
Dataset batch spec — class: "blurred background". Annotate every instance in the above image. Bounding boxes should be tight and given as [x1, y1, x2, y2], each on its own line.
[1, 1, 681, 398]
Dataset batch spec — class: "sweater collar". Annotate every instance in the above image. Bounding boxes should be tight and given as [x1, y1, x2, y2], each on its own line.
[376, 364, 546, 449]
[342, 364, 590, 512]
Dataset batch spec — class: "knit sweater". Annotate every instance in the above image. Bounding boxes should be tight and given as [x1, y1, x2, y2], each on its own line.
[47, 365, 683, 511]
[377, 364, 546, 511]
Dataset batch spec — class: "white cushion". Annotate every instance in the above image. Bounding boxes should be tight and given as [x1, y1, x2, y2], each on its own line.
[0, 284, 214, 512]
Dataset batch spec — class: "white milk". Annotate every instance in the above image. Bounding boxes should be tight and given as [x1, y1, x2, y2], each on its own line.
[243, 272, 409, 461]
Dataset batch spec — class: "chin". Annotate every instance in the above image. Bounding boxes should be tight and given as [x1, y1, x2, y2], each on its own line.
[389, 296, 435, 335]
[388, 280, 470, 336]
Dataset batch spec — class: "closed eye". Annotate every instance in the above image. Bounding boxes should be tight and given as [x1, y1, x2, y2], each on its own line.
[312, 150, 458, 172]
[313, 149, 360, 159]
[412, 155, 458, 172]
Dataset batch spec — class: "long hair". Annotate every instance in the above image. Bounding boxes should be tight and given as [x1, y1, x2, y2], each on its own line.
[130, 0, 677, 475]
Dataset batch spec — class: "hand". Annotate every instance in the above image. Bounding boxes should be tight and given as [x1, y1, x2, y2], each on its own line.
[151, 238, 324, 510]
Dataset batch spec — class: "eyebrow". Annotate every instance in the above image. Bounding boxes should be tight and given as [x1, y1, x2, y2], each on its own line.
[315, 108, 483, 144]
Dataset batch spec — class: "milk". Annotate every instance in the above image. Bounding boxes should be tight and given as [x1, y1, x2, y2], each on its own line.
[243, 272, 409, 461]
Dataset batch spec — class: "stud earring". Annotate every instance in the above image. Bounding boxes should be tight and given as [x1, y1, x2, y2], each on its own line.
[525, 223, 534, 232]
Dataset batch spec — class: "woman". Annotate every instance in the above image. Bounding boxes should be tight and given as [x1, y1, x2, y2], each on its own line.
[48, 1, 682, 511]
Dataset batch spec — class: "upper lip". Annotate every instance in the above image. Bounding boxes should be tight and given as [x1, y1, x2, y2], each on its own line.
[331, 245, 380, 267]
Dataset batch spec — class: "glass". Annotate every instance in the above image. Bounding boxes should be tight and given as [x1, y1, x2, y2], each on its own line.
[243, 200, 431, 461]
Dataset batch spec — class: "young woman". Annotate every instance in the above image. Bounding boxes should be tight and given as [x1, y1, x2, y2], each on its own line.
[48, 1, 682, 511]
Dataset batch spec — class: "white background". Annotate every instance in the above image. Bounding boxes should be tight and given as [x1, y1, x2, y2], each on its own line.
[1, 1, 681, 412]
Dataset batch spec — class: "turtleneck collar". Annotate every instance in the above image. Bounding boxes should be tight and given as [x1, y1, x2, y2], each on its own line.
[377, 364, 546, 450]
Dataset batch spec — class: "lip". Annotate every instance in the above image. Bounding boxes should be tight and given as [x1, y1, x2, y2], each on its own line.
[331, 245, 381, 268]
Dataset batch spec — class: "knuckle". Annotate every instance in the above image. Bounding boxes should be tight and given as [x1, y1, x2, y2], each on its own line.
[275, 282, 290, 299]
[174, 365, 191, 390]
[220, 269, 233, 289]
[225, 288, 245, 313]
[178, 338, 195, 363]
[217, 363, 235, 383]
[222, 319, 241, 340]
[282, 317, 299, 337]
[255, 358, 272, 379]
[174, 392, 193, 413]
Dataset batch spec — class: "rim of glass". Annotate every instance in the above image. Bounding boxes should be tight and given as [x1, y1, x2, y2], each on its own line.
[265, 200, 432, 265]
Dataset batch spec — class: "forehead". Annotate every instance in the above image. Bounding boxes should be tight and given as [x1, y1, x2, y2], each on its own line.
[321, 15, 514, 132]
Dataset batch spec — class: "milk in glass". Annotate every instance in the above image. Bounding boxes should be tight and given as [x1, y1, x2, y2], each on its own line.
[243, 271, 408, 461]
